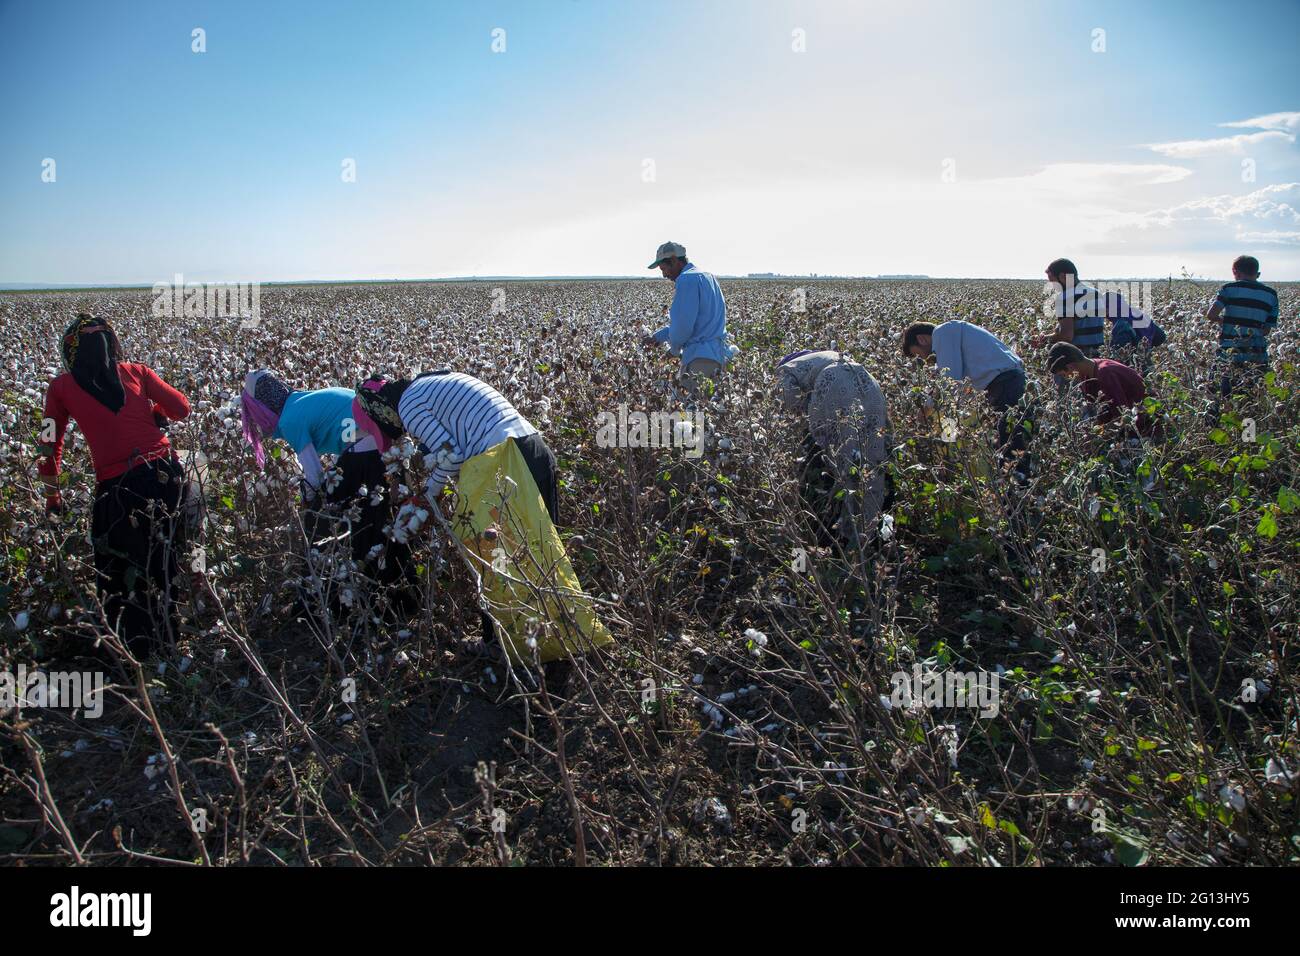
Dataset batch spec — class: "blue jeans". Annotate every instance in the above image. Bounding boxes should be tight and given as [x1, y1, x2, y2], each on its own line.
[1219, 363, 1266, 397]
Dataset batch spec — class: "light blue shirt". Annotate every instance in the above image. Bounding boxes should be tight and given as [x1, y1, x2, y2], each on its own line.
[273, 388, 357, 457]
[931, 321, 1022, 390]
[652, 263, 737, 367]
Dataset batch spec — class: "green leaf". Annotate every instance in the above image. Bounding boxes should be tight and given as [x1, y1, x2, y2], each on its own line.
[1256, 510, 1279, 540]
[1110, 831, 1151, 867]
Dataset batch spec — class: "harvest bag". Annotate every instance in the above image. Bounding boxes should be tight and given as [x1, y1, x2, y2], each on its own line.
[454, 438, 613, 663]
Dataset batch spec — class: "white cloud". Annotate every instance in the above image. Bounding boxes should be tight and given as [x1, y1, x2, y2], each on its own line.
[1236, 230, 1300, 245]
[1101, 184, 1300, 255]
[469, 163, 1206, 279]
[1003, 162, 1192, 191]
[1145, 130, 1294, 158]
[1220, 111, 1300, 132]
[1137, 183, 1300, 227]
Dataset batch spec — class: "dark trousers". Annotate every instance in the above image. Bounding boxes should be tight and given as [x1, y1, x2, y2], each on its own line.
[91, 455, 186, 657]
[1219, 363, 1266, 398]
[480, 433, 559, 643]
[986, 368, 1029, 459]
[513, 432, 559, 523]
[324, 448, 413, 587]
[798, 432, 895, 547]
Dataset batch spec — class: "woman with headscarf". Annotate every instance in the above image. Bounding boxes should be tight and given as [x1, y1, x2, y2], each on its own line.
[351, 371, 612, 664]
[37, 314, 192, 658]
[776, 349, 892, 546]
[238, 370, 411, 592]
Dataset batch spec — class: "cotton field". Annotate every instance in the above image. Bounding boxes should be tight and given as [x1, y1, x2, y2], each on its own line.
[0, 277, 1296, 866]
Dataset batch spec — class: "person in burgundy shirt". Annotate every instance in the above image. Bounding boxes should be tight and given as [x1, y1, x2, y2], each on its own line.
[37, 315, 192, 658]
[1046, 342, 1154, 436]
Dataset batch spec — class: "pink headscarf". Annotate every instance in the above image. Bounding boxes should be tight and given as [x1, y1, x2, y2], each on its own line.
[240, 370, 287, 469]
[351, 393, 393, 453]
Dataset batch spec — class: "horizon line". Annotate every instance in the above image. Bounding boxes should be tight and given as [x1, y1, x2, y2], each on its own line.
[3, 272, 1284, 292]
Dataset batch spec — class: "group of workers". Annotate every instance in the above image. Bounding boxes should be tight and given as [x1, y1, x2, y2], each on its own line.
[34, 243, 1282, 663]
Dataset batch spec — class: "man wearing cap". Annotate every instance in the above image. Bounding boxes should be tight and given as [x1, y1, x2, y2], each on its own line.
[645, 241, 737, 396]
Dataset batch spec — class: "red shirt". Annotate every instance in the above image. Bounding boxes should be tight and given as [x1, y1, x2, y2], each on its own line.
[1082, 358, 1149, 431]
[39, 363, 191, 482]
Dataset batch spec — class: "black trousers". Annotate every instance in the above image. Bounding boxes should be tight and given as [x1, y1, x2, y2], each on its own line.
[323, 448, 413, 587]
[513, 432, 559, 523]
[91, 455, 186, 657]
[986, 368, 1030, 460]
[797, 432, 895, 547]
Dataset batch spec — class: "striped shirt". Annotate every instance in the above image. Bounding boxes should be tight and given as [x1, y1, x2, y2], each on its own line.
[1215, 279, 1279, 365]
[1054, 283, 1133, 358]
[397, 372, 536, 499]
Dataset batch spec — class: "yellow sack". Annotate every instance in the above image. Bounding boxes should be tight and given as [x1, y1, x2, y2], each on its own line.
[453, 438, 613, 664]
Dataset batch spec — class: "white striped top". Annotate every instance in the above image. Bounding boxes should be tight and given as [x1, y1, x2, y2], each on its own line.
[398, 372, 536, 498]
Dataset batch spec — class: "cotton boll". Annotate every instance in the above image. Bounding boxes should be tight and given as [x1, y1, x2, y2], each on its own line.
[1265, 758, 1294, 788]
[1218, 784, 1246, 812]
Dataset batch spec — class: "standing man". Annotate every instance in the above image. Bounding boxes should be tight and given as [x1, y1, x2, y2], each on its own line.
[902, 320, 1029, 464]
[1038, 257, 1151, 359]
[1207, 255, 1280, 396]
[644, 241, 737, 396]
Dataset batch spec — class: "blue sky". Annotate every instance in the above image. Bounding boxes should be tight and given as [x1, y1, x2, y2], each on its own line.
[2, 0, 1298, 283]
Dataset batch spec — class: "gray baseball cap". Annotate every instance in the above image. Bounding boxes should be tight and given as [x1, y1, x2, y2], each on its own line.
[648, 241, 686, 269]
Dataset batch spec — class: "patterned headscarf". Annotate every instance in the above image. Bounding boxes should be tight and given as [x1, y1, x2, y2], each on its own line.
[777, 349, 817, 368]
[351, 376, 409, 453]
[776, 349, 844, 414]
[240, 369, 292, 468]
[62, 314, 125, 412]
